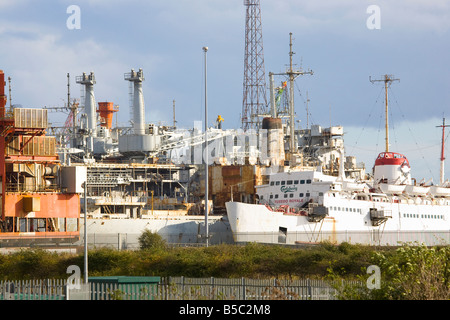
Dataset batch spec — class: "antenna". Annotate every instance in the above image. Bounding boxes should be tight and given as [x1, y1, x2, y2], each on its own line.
[436, 117, 450, 185]
[369, 74, 400, 152]
[173, 99, 176, 128]
[67, 73, 70, 109]
[67, 73, 77, 145]
[306, 91, 310, 129]
[7, 76, 12, 111]
[8, 77, 12, 111]
[287, 33, 313, 158]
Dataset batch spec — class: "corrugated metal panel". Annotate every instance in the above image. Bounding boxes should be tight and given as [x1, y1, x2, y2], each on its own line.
[6, 136, 56, 156]
[13, 108, 47, 129]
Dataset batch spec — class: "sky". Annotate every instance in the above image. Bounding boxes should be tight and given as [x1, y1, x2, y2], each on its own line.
[1, 0, 450, 182]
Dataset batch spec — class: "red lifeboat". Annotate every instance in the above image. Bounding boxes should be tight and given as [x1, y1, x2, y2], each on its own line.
[374, 152, 410, 168]
[373, 152, 411, 186]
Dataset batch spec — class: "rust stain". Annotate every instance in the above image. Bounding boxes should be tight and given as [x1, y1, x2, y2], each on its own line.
[208, 164, 264, 211]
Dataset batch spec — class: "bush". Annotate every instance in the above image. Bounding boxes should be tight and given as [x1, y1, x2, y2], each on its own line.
[372, 243, 450, 300]
[329, 243, 450, 300]
[87, 247, 136, 276]
[138, 230, 167, 251]
[0, 249, 67, 279]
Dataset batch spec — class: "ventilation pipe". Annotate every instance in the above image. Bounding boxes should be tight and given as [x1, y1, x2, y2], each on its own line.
[124, 68, 145, 135]
[76, 72, 97, 137]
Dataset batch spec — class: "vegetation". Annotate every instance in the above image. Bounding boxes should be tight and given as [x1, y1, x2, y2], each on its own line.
[138, 229, 167, 251]
[0, 231, 448, 299]
[328, 242, 450, 300]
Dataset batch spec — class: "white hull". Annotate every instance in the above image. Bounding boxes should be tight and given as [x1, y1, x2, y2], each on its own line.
[77, 214, 233, 248]
[225, 199, 450, 246]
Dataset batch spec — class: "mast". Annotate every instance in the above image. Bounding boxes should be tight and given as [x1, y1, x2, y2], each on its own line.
[306, 91, 310, 129]
[370, 74, 400, 152]
[436, 118, 450, 185]
[7, 76, 12, 111]
[173, 99, 176, 128]
[269, 33, 313, 165]
[288, 33, 295, 155]
[286, 33, 313, 163]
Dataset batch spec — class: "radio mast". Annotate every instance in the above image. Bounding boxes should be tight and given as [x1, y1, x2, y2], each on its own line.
[369, 74, 400, 152]
[436, 118, 450, 185]
[242, 0, 268, 131]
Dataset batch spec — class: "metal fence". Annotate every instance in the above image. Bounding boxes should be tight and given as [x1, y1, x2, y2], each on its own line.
[0, 277, 363, 300]
[157, 276, 357, 300]
[233, 230, 450, 247]
[0, 279, 66, 300]
[73, 230, 450, 250]
[89, 281, 158, 300]
[76, 232, 234, 250]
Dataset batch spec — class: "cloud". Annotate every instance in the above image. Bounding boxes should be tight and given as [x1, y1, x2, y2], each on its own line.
[261, 0, 450, 36]
[0, 17, 170, 124]
[1, 0, 449, 134]
[374, 0, 450, 35]
[0, 0, 29, 9]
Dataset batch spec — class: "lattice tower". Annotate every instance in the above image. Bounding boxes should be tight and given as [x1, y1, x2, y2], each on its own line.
[242, 0, 268, 130]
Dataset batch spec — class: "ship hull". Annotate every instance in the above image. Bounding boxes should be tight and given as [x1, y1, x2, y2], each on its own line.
[225, 201, 450, 246]
[78, 214, 233, 249]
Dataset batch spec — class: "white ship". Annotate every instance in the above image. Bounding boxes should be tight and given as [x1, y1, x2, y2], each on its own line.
[225, 149, 450, 246]
[226, 74, 450, 247]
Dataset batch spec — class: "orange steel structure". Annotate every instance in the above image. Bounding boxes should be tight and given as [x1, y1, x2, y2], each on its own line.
[0, 70, 80, 246]
[97, 101, 118, 129]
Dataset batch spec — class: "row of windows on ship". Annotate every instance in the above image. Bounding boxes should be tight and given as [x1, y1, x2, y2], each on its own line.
[270, 179, 312, 186]
[401, 213, 444, 220]
[266, 192, 316, 200]
[328, 207, 444, 220]
[261, 197, 445, 220]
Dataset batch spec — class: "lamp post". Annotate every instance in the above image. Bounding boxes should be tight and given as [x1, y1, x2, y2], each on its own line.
[203, 46, 209, 247]
[82, 181, 88, 284]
